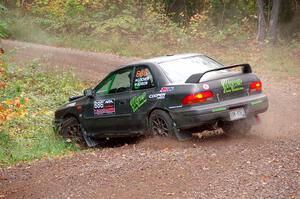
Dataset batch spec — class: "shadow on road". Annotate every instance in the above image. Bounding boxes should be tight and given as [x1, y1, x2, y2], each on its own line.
[93, 131, 264, 150]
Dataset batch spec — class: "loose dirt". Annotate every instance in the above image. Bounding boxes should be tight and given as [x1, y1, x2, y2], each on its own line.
[0, 40, 299, 199]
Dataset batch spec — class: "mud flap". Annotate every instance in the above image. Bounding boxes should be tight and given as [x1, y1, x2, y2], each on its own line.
[81, 126, 98, 147]
[172, 122, 192, 141]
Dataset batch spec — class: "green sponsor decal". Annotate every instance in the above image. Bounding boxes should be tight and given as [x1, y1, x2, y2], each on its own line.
[130, 92, 147, 112]
[221, 79, 244, 93]
[212, 107, 226, 112]
[251, 100, 263, 106]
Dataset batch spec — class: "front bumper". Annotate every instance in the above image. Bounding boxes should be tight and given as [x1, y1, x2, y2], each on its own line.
[169, 93, 268, 129]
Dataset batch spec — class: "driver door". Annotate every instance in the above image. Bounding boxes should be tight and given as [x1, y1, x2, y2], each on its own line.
[82, 67, 134, 137]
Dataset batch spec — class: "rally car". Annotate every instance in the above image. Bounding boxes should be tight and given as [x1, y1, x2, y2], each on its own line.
[53, 53, 268, 147]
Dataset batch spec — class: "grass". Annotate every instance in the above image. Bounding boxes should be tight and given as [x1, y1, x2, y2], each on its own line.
[0, 55, 86, 167]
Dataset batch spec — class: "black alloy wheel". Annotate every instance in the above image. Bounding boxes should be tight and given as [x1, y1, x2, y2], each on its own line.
[61, 117, 86, 147]
[149, 110, 176, 137]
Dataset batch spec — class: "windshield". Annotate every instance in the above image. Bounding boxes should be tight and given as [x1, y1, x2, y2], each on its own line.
[159, 55, 223, 83]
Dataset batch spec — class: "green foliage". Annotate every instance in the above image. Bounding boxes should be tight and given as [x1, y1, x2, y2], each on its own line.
[0, 22, 8, 38]
[4, 0, 300, 42]
[0, 3, 9, 38]
[6, 0, 296, 44]
[65, 0, 85, 17]
[4, 11, 59, 44]
[20, 0, 263, 45]
[0, 56, 86, 166]
[0, 3, 7, 11]
[27, 0, 184, 41]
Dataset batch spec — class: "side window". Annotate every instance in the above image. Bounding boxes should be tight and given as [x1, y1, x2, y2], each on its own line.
[133, 66, 155, 90]
[95, 74, 115, 96]
[109, 68, 132, 94]
[94, 68, 132, 96]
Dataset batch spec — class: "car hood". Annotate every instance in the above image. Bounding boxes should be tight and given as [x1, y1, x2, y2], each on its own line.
[56, 95, 85, 112]
[69, 95, 84, 102]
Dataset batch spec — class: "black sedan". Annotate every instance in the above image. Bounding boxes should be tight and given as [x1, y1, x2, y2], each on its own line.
[53, 53, 268, 147]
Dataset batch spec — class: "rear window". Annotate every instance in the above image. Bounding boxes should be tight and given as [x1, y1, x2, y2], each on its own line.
[159, 55, 223, 83]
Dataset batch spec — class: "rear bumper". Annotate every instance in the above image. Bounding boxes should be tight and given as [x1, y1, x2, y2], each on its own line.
[169, 93, 268, 129]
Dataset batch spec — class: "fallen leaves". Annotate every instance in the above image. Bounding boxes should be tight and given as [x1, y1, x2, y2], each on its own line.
[0, 58, 29, 125]
[0, 97, 29, 125]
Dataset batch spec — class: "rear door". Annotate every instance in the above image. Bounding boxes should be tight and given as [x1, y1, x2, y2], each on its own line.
[130, 65, 156, 130]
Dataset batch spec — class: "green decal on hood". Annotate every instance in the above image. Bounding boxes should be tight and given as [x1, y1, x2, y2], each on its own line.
[221, 79, 244, 93]
[130, 92, 147, 112]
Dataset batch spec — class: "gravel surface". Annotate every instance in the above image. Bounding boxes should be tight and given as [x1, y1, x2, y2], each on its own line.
[1, 137, 299, 199]
[0, 40, 299, 199]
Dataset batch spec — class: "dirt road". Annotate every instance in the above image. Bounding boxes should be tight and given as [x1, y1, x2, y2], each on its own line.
[1, 39, 137, 80]
[1, 40, 299, 199]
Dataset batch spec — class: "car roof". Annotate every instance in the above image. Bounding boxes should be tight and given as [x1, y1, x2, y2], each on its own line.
[129, 53, 201, 65]
[112, 53, 202, 73]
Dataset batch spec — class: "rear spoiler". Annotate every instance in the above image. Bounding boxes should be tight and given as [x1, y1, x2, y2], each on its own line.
[185, 63, 252, 83]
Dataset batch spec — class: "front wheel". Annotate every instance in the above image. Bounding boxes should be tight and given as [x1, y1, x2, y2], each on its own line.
[60, 117, 86, 147]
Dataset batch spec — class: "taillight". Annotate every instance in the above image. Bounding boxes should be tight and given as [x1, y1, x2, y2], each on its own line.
[181, 91, 214, 105]
[250, 81, 262, 92]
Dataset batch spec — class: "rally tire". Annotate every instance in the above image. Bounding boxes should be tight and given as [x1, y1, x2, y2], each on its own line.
[149, 110, 177, 138]
[60, 117, 86, 148]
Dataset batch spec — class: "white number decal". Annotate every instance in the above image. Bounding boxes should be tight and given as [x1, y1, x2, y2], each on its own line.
[94, 101, 104, 109]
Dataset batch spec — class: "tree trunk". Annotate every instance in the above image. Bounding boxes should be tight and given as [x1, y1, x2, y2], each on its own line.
[21, 0, 27, 8]
[268, 0, 281, 43]
[219, 0, 226, 29]
[3, 0, 8, 7]
[256, 0, 267, 42]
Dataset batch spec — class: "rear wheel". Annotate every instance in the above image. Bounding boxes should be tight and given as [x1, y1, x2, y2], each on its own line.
[220, 119, 252, 136]
[60, 117, 86, 147]
[149, 110, 176, 137]
[148, 110, 192, 141]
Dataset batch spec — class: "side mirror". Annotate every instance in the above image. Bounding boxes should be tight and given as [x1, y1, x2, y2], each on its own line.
[84, 88, 94, 98]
